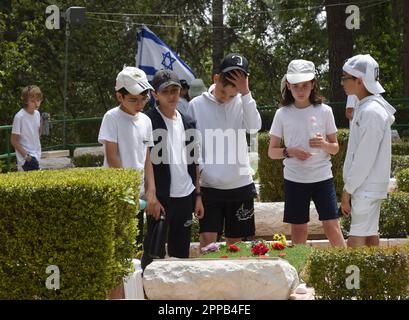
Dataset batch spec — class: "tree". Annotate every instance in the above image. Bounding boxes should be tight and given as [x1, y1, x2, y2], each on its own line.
[325, 0, 354, 128]
[212, 0, 224, 75]
[404, 0, 409, 97]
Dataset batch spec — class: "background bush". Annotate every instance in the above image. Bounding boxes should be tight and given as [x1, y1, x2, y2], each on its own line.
[391, 155, 409, 177]
[72, 154, 104, 168]
[392, 141, 409, 155]
[396, 168, 409, 192]
[304, 245, 409, 300]
[0, 168, 141, 299]
[258, 129, 349, 202]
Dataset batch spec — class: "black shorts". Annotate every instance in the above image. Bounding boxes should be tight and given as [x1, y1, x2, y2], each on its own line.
[284, 178, 339, 224]
[199, 183, 257, 238]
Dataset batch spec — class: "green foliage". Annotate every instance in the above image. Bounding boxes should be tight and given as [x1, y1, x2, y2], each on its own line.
[340, 192, 409, 239]
[258, 129, 349, 202]
[258, 132, 284, 202]
[72, 154, 104, 168]
[392, 142, 409, 156]
[304, 246, 409, 300]
[0, 168, 141, 299]
[396, 168, 409, 193]
[391, 155, 409, 177]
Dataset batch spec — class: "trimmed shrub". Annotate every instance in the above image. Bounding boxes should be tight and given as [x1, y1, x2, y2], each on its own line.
[258, 129, 349, 202]
[340, 191, 409, 238]
[0, 168, 141, 299]
[258, 132, 284, 201]
[304, 246, 409, 300]
[72, 154, 104, 168]
[396, 168, 409, 193]
[392, 142, 409, 155]
[391, 155, 409, 177]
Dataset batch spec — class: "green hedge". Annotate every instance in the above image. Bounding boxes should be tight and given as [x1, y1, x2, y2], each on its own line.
[391, 155, 409, 177]
[392, 141, 409, 155]
[304, 245, 409, 300]
[72, 154, 104, 168]
[396, 168, 409, 193]
[340, 191, 409, 238]
[0, 168, 141, 299]
[258, 129, 349, 202]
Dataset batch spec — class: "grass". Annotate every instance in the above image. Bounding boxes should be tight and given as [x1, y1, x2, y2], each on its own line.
[198, 241, 312, 273]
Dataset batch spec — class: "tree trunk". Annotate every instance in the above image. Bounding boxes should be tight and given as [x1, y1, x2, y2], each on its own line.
[212, 0, 224, 75]
[325, 0, 354, 128]
[404, 0, 409, 97]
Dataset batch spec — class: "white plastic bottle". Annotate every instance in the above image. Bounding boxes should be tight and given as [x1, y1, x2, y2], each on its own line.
[308, 116, 320, 155]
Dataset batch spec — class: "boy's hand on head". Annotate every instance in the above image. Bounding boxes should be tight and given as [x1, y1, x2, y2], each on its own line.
[227, 70, 250, 95]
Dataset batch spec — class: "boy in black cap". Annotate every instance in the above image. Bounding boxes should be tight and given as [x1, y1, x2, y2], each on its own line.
[188, 53, 262, 249]
[141, 69, 204, 270]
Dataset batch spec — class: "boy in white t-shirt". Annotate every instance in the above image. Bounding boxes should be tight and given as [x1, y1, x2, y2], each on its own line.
[98, 66, 163, 215]
[11, 85, 43, 171]
[341, 54, 396, 247]
[269, 59, 345, 247]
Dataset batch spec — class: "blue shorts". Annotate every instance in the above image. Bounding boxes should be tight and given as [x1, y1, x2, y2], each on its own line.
[284, 178, 339, 224]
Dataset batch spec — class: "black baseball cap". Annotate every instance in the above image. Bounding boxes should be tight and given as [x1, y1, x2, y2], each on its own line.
[152, 69, 182, 92]
[220, 53, 249, 75]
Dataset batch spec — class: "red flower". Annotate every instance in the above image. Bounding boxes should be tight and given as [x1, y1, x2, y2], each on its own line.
[251, 243, 269, 256]
[227, 244, 240, 252]
[220, 256, 229, 259]
[278, 253, 286, 258]
[271, 242, 285, 250]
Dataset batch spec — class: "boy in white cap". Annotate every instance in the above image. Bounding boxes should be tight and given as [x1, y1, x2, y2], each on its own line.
[341, 54, 396, 247]
[98, 66, 163, 297]
[269, 59, 345, 247]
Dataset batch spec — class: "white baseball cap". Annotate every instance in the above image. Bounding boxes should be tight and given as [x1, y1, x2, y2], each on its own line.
[285, 59, 316, 84]
[115, 67, 153, 95]
[343, 54, 385, 94]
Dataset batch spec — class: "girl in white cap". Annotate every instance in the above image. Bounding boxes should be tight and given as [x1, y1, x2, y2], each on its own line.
[340, 54, 396, 248]
[268, 59, 345, 247]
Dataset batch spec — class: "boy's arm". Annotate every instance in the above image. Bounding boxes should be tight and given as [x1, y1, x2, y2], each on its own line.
[10, 133, 31, 160]
[194, 165, 204, 219]
[343, 119, 384, 195]
[104, 141, 122, 168]
[144, 147, 164, 220]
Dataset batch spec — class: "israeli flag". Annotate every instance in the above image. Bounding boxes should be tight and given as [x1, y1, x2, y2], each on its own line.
[136, 25, 195, 83]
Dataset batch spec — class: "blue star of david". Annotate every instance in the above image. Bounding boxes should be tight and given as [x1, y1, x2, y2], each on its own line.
[161, 51, 176, 70]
